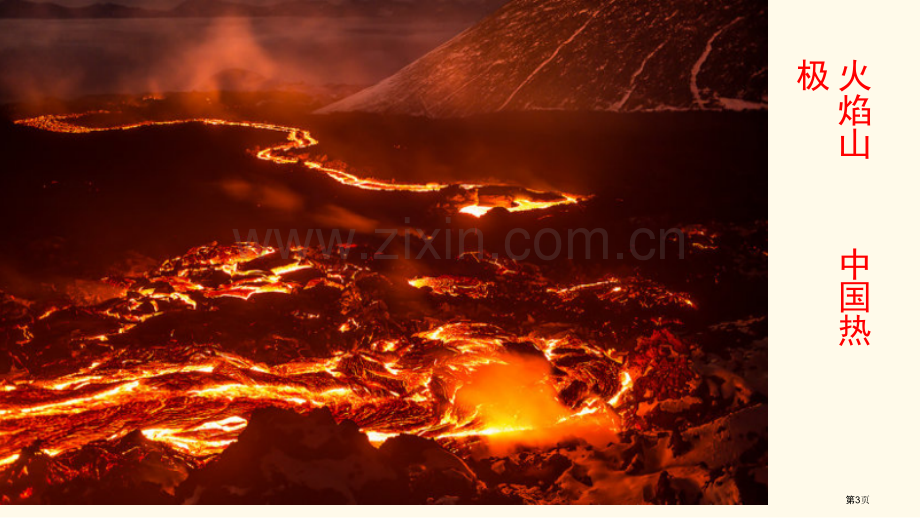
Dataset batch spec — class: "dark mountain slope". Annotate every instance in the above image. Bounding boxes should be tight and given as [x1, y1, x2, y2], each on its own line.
[319, 0, 767, 117]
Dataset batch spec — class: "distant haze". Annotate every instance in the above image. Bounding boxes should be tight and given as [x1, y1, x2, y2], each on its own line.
[0, 15, 492, 102]
[27, 0, 506, 11]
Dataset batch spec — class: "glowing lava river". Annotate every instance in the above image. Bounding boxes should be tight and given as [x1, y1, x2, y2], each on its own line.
[0, 111, 645, 466]
[0, 108, 765, 504]
[2, 237, 693, 464]
[16, 111, 585, 216]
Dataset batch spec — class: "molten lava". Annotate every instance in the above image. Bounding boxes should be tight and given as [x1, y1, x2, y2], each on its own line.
[16, 111, 585, 215]
[0, 235, 722, 463]
[0, 109, 723, 493]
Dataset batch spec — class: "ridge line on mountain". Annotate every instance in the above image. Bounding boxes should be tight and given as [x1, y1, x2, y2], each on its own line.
[614, 36, 671, 110]
[497, 4, 605, 111]
[690, 15, 743, 108]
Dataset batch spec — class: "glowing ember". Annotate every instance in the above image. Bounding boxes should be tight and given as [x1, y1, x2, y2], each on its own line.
[607, 371, 633, 407]
[408, 276, 492, 298]
[460, 205, 494, 217]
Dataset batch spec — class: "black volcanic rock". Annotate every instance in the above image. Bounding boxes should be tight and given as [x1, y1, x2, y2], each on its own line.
[378, 434, 482, 502]
[177, 407, 482, 504]
[0, 431, 196, 504]
[319, 0, 767, 117]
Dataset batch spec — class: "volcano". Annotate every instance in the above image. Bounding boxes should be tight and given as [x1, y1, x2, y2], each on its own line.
[0, 0, 766, 504]
[0, 102, 768, 504]
[319, 0, 767, 117]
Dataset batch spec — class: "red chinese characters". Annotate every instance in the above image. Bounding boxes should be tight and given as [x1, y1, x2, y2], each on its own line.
[839, 60, 871, 159]
[840, 282, 868, 312]
[839, 94, 870, 126]
[841, 248, 867, 280]
[797, 60, 829, 91]
[840, 60, 871, 91]
[840, 249, 870, 346]
[840, 315, 870, 346]
[796, 59, 872, 158]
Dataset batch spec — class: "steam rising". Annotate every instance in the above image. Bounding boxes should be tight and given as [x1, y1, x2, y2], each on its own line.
[0, 17, 476, 102]
[153, 18, 278, 95]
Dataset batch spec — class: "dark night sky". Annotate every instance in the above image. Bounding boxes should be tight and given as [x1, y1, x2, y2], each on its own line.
[0, 0, 511, 101]
[41, 0, 508, 10]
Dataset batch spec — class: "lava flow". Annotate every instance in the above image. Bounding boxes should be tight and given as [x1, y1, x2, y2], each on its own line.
[0, 105, 766, 505]
[15, 111, 585, 215]
[0, 211, 724, 471]
[1, 240, 701, 462]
